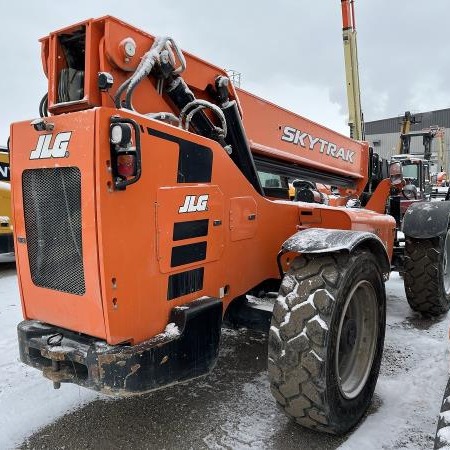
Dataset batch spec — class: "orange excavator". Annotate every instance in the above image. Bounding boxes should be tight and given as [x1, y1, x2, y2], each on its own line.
[9, 12, 450, 435]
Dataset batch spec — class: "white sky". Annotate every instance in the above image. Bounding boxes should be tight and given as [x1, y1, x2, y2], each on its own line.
[1, 0, 450, 143]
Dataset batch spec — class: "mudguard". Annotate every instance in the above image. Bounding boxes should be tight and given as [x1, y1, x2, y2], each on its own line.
[403, 201, 450, 239]
[281, 228, 391, 278]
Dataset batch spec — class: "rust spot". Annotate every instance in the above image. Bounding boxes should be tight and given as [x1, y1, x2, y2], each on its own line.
[123, 363, 141, 387]
[41, 348, 66, 361]
[43, 366, 75, 383]
[130, 364, 140, 374]
[90, 365, 100, 380]
[99, 353, 120, 365]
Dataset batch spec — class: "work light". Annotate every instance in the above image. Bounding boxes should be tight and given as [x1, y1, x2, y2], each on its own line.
[110, 123, 132, 146]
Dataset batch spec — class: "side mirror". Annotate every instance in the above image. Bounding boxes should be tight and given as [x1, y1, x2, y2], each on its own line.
[389, 161, 404, 187]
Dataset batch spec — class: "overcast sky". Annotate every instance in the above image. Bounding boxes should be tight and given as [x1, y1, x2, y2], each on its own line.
[1, 0, 449, 144]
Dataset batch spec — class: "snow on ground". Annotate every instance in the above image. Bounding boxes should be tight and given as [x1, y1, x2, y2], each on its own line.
[0, 266, 101, 449]
[342, 273, 450, 450]
[202, 373, 282, 449]
[0, 266, 449, 449]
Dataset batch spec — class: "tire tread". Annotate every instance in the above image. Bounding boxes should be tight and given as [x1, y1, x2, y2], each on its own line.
[404, 237, 450, 315]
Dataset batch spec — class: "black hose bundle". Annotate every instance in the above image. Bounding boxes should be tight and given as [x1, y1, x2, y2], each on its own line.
[39, 93, 48, 118]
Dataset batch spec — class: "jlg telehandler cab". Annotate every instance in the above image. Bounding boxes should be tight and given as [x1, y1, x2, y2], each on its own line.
[10, 16, 450, 435]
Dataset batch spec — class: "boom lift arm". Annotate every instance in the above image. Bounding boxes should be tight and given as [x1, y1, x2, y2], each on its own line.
[341, 0, 364, 140]
[397, 111, 419, 154]
[37, 16, 369, 196]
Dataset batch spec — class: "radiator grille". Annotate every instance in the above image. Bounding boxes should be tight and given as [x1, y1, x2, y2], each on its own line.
[22, 168, 86, 295]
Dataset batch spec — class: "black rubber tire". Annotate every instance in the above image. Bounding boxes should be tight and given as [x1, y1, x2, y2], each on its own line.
[268, 251, 386, 435]
[434, 377, 450, 449]
[404, 236, 450, 315]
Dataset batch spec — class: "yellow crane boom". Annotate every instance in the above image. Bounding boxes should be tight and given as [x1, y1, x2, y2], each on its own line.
[341, 0, 364, 141]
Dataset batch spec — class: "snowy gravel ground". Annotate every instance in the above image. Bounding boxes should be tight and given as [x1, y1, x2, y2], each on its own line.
[0, 264, 102, 449]
[0, 264, 449, 449]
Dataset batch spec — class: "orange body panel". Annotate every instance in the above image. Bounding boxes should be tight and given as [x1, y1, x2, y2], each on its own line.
[238, 89, 368, 195]
[11, 111, 105, 339]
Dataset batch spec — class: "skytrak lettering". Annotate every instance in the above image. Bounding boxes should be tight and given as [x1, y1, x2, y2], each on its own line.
[281, 126, 355, 164]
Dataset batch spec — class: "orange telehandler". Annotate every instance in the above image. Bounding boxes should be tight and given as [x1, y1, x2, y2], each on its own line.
[10, 15, 450, 435]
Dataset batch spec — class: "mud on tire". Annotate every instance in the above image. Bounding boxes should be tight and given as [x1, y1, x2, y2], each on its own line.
[404, 234, 450, 316]
[268, 251, 386, 435]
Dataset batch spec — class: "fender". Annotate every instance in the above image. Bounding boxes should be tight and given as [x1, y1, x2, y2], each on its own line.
[403, 201, 450, 239]
[281, 228, 391, 278]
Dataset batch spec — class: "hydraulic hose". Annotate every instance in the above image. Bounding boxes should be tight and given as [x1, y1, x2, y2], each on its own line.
[39, 93, 48, 118]
[113, 36, 186, 111]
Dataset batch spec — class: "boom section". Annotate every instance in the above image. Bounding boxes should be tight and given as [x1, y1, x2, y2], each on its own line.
[39, 16, 369, 193]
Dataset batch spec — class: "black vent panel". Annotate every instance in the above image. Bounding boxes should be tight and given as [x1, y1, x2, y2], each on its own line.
[167, 268, 204, 300]
[22, 168, 86, 295]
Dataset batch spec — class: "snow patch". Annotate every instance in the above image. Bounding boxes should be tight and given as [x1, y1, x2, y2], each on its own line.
[299, 327, 309, 340]
[269, 326, 280, 341]
[202, 373, 285, 449]
[280, 312, 291, 328]
[310, 349, 324, 362]
[275, 294, 289, 311]
[46, 345, 76, 353]
[0, 268, 101, 449]
[308, 314, 328, 331]
[437, 427, 450, 447]
[292, 292, 317, 312]
[163, 322, 180, 339]
[441, 410, 450, 424]
[340, 273, 449, 450]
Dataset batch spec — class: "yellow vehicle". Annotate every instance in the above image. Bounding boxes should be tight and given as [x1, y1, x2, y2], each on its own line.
[0, 146, 8, 181]
[0, 145, 13, 261]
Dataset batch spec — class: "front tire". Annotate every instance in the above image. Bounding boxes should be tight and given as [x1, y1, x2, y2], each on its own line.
[268, 251, 386, 435]
[404, 229, 450, 315]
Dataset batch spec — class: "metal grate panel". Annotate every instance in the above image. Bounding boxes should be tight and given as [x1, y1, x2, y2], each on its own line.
[22, 167, 86, 295]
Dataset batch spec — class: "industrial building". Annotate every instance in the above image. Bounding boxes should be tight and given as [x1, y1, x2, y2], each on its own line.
[365, 108, 450, 172]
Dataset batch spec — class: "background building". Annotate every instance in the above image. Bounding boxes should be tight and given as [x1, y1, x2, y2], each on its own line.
[365, 108, 450, 172]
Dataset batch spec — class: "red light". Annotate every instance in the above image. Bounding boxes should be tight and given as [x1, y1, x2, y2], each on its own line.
[117, 154, 136, 178]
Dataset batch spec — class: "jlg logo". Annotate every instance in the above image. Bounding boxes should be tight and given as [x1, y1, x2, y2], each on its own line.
[30, 132, 72, 160]
[178, 195, 209, 213]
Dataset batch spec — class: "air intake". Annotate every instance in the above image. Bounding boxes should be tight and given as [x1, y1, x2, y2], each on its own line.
[22, 167, 86, 295]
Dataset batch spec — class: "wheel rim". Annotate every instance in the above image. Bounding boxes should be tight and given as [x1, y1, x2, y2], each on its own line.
[335, 280, 378, 400]
[443, 229, 450, 296]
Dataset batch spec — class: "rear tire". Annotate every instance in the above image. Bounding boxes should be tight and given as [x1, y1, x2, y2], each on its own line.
[434, 377, 450, 449]
[404, 230, 450, 315]
[268, 251, 386, 435]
